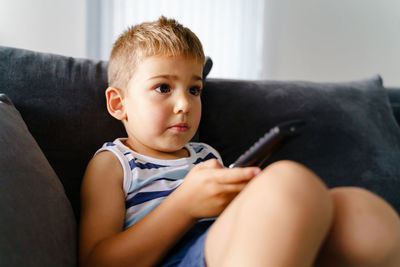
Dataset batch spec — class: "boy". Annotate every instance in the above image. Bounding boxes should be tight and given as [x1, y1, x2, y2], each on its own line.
[80, 17, 400, 267]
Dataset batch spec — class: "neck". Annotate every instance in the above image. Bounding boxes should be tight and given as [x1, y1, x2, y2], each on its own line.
[124, 139, 189, 160]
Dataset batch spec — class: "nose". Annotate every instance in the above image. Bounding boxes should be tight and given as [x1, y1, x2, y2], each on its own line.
[173, 90, 191, 114]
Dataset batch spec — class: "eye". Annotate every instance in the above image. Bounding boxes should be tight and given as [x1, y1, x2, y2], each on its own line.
[189, 86, 202, 96]
[155, 83, 171, 94]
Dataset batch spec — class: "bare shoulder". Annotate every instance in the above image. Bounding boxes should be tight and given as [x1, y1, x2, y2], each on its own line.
[80, 151, 125, 213]
[82, 151, 124, 189]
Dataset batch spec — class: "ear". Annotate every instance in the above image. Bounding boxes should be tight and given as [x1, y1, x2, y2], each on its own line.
[105, 87, 126, 121]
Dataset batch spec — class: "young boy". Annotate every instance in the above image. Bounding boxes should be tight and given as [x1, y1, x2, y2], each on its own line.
[79, 17, 400, 267]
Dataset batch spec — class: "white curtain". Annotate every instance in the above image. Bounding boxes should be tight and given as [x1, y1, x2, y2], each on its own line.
[87, 0, 266, 80]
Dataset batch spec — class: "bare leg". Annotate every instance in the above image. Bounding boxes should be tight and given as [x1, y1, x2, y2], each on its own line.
[205, 160, 334, 267]
[314, 187, 400, 267]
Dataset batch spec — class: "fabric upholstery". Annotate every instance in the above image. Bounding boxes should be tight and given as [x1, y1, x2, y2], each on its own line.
[200, 77, 400, 212]
[388, 87, 400, 127]
[0, 46, 123, 218]
[0, 94, 76, 267]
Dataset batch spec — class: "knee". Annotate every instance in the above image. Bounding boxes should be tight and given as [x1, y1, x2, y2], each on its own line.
[329, 187, 400, 265]
[261, 160, 329, 198]
[250, 160, 333, 221]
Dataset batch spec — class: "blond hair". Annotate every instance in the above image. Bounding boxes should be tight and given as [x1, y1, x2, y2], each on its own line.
[107, 16, 205, 90]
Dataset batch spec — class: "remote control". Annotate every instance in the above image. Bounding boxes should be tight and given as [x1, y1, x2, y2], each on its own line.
[229, 120, 305, 168]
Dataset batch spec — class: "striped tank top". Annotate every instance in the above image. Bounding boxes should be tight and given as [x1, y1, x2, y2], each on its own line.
[96, 138, 223, 229]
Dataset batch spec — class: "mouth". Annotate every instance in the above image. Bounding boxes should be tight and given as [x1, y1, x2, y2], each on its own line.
[169, 123, 190, 132]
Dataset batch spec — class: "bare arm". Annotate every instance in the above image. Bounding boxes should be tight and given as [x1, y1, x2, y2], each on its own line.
[79, 154, 260, 267]
[79, 151, 199, 267]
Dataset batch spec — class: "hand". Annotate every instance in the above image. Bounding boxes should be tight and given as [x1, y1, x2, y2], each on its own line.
[171, 159, 261, 219]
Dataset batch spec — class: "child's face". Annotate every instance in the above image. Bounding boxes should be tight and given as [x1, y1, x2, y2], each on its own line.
[123, 55, 203, 158]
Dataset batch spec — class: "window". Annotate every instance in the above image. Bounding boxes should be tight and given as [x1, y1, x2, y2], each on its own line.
[87, 0, 265, 80]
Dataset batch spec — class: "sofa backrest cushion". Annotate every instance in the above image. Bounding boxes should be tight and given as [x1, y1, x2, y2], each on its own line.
[0, 94, 76, 267]
[388, 87, 400, 127]
[0, 46, 124, 218]
[200, 76, 400, 213]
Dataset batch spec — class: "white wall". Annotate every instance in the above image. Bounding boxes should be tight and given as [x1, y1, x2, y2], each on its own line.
[0, 0, 86, 58]
[262, 0, 400, 86]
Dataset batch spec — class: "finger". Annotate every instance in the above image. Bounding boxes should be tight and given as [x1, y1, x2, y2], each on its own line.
[210, 167, 261, 184]
[219, 182, 248, 193]
[195, 158, 223, 170]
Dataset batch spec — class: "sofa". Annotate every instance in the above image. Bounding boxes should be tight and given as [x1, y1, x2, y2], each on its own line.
[1, 45, 400, 267]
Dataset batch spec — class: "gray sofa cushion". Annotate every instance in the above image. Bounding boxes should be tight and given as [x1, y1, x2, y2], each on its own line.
[388, 87, 400, 126]
[0, 46, 124, 218]
[0, 94, 76, 266]
[200, 76, 400, 212]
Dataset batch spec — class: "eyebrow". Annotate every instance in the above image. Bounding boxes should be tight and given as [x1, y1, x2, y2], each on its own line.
[148, 74, 203, 82]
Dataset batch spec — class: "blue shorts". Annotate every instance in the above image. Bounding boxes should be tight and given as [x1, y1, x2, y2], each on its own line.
[160, 220, 214, 267]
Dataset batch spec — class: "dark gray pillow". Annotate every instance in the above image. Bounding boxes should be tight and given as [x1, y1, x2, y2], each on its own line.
[0, 94, 76, 267]
[200, 76, 400, 213]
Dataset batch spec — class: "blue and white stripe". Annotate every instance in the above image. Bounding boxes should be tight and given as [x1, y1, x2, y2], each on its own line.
[96, 138, 223, 229]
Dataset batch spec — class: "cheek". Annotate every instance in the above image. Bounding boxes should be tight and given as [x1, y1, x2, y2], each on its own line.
[192, 101, 202, 125]
[150, 107, 169, 126]
[137, 101, 169, 128]
[126, 97, 161, 121]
